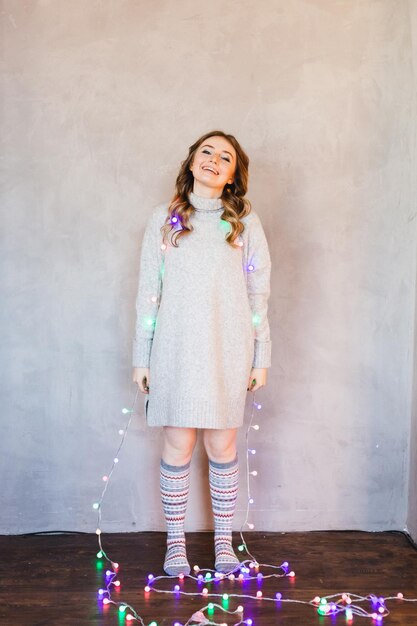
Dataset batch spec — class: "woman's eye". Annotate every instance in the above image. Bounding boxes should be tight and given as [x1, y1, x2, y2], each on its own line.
[202, 149, 211, 154]
[222, 156, 230, 162]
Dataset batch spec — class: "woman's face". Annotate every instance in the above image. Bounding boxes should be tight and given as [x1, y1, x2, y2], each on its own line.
[190, 135, 237, 196]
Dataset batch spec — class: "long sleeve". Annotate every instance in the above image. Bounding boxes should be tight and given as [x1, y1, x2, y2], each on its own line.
[245, 211, 272, 368]
[132, 208, 164, 368]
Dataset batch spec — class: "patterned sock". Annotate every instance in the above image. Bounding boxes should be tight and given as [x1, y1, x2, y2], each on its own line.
[160, 459, 191, 576]
[209, 455, 241, 573]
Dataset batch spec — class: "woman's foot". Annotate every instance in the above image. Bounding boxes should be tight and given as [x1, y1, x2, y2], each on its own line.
[163, 540, 191, 576]
[214, 537, 240, 573]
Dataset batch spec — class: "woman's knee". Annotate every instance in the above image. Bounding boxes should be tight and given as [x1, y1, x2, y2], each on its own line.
[163, 427, 197, 465]
[203, 429, 237, 463]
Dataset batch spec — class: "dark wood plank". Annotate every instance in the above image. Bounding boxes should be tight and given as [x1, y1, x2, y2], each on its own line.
[0, 531, 416, 625]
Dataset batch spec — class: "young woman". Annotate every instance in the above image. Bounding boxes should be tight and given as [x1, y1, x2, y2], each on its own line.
[132, 130, 272, 576]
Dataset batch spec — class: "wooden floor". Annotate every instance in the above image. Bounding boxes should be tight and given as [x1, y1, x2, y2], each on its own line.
[0, 531, 416, 625]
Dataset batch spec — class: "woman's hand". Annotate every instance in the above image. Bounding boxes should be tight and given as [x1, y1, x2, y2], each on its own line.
[133, 367, 150, 394]
[247, 367, 267, 392]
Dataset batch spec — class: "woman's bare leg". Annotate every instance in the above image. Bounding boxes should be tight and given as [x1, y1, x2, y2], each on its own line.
[160, 427, 197, 576]
[203, 428, 240, 573]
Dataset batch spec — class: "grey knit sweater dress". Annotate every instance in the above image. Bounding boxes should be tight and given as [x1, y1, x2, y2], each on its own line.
[132, 190, 272, 429]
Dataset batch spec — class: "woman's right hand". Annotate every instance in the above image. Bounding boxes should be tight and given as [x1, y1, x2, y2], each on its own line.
[133, 367, 150, 394]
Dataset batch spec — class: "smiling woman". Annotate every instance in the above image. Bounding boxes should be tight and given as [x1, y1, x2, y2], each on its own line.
[132, 129, 272, 576]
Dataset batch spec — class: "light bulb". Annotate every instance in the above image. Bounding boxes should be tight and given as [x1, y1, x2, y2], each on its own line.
[256, 590, 262, 598]
[103, 598, 110, 605]
[114, 457, 119, 463]
[95, 528, 101, 535]
[122, 408, 129, 414]
[249, 498, 254, 504]
[237, 605, 243, 612]
[118, 429, 124, 435]
[276, 593, 282, 600]
[223, 593, 229, 600]
[248, 264, 254, 271]
[202, 587, 208, 595]
[92, 502, 99, 510]
[248, 523, 255, 529]
[119, 605, 126, 613]
[102, 476, 108, 482]
[256, 403, 262, 409]
[250, 470, 258, 476]
[161, 243, 167, 250]
[252, 424, 260, 430]
[144, 585, 150, 592]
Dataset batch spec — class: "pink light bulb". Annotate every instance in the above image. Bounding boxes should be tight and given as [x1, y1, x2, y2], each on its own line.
[103, 598, 110, 605]
[256, 590, 262, 598]
[144, 585, 150, 592]
[102, 475, 108, 481]
[202, 587, 208, 595]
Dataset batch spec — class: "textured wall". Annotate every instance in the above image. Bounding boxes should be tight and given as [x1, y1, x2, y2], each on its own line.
[407, 0, 417, 543]
[1, 0, 416, 535]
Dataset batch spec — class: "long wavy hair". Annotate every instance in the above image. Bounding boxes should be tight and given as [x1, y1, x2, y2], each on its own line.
[161, 130, 252, 247]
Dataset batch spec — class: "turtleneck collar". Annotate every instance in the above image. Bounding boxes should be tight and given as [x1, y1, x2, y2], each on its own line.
[188, 190, 224, 212]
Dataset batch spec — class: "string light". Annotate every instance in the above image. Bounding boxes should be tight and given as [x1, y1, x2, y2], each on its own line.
[93, 388, 417, 625]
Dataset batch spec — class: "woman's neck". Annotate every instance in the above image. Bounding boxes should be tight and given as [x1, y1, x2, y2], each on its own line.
[192, 181, 222, 199]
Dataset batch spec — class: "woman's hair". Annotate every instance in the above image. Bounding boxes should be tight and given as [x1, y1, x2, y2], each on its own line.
[161, 130, 251, 247]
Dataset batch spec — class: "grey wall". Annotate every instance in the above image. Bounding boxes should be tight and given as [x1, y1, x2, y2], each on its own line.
[1, 0, 416, 537]
[407, 0, 417, 544]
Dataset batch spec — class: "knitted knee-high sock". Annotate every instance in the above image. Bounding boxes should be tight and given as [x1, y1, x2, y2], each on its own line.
[160, 459, 191, 576]
[209, 456, 241, 573]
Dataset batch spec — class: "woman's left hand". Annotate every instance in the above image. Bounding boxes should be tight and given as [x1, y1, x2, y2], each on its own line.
[247, 368, 268, 392]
